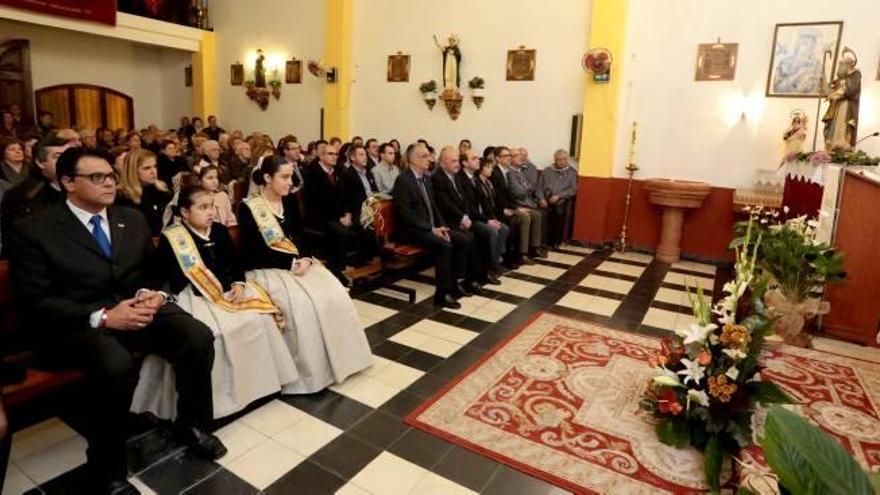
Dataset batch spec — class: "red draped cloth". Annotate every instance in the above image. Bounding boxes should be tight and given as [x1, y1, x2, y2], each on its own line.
[782, 175, 823, 219]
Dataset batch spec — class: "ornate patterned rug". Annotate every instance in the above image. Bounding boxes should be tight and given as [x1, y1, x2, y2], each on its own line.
[406, 313, 880, 494]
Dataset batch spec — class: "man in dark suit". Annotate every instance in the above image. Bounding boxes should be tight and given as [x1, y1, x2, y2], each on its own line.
[431, 146, 499, 286]
[302, 143, 353, 284]
[458, 149, 510, 279]
[491, 146, 534, 264]
[338, 144, 380, 265]
[392, 143, 478, 309]
[8, 148, 225, 495]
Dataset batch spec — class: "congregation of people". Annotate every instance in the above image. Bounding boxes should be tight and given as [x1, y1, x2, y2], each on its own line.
[0, 109, 578, 494]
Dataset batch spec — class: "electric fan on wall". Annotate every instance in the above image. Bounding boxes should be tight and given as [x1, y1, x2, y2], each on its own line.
[583, 48, 613, 83]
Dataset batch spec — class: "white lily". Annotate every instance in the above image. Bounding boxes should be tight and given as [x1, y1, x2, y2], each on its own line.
[725, 366, 740, 381]
[675, 323, 716, 345]
[687, 389, 710, 408]
[723, 348, 747, 360]
[676, 358, 706, 386]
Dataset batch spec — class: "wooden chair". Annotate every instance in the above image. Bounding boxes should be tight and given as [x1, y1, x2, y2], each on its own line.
[370, 199, 428, 304]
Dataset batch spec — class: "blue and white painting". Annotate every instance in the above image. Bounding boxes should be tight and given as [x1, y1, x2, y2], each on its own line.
[766, 22, 842, 97]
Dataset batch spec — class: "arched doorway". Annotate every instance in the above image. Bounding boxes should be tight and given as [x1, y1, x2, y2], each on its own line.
[0, 39, 35, 127]
[35, 84, 134, 130]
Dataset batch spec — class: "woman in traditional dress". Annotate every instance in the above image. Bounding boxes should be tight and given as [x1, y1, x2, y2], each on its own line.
[237, 157, 373, 393]
[131, 186, 299, 419]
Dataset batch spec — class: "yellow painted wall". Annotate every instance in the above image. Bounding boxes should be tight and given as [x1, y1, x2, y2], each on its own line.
[192, 31, 216, 119]
[323, 0, 353, 140]
[578, 0, 628, 177]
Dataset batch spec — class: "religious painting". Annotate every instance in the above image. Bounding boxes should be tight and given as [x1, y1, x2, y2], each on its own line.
[230, 63, 244, 86]
[766, 21, 843, 98]
[184, 65, 192, 87]
[387, 53, 410, 82]
[695, 42, 738, 81]
[507, 46, 536, 81]
[285, 59, 302, 84]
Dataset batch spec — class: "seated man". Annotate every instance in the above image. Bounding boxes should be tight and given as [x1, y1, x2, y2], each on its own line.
[338, 144, 381, 265]
[8, 147, 226, 495]
[509, 148, 548, 258]
[392, 143, 479, 309]
[0, 136, 69, 258]
[490, 146, 539, 264]
[539, 149, 578, 248]
[431, 146, 498, 286]
[373, 142, 399, 195]
[458, 149, 510, 279]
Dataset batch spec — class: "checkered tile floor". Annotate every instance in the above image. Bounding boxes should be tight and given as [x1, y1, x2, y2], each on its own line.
[9, 246, 879, 494]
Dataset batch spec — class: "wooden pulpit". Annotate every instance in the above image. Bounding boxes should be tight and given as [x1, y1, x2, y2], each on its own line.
[823, 170, 880, 346]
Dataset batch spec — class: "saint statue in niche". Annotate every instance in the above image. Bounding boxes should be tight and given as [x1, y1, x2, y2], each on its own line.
[821, 47, 861, 151]
[433, 34, 461, 90]
[255, 49, 267, 88]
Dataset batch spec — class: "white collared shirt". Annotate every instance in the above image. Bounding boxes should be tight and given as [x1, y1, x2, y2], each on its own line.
[67, 199, 111, 244]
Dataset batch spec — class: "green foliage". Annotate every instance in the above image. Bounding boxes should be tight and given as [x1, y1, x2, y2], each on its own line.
[760, 406, 875, 495]
[793, 149, 880, 166]
[468, 76, 485, 89]
[704, 435, 723, 494]
[419, 80, 438, 93]
[656, 417, 690, 448]
[747, 381, 794, 405]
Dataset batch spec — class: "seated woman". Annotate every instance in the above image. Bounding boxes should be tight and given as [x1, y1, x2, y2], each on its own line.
[117, 149, 174, 236]
[131, 186, 299, 419]
[238, 157, 373, 393]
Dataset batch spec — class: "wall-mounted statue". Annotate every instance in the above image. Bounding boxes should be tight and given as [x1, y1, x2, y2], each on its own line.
[255, 49, 267, 88]
[433, 34, 461, 90]
[822, 47, 860, 151]
[782, 109, 808, 162]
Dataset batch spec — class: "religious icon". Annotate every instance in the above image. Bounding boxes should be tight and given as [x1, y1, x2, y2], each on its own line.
[285, 59, 302, 84]
[433, 34, 461, 90]
[782, 109, 808, 164]
[766, 22, 843, 97]
[254, 49, 267, 88]
[821, 47, 861, 151]
[231, 62, 244, 86]
[507, 46, 536, 81]
[695, 41, 738, 81]
[184, 65, 192, 87]
[387, 52, 411, 82]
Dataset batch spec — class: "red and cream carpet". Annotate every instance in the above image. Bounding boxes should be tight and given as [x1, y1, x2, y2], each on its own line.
[406, 313, 880, 494]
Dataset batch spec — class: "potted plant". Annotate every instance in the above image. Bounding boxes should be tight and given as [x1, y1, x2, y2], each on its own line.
[468, 76, 485, 108]
[419, 80, 438, 110]
[732, 211, 845, 347]
[269, 79, 282, 100]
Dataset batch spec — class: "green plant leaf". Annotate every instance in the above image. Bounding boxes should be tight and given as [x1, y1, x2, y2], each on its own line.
[763, 407, 873, 495]
[749, 381, 795, 405]
[737, 489, 757, 495]
[869, 472, 880, 495]
[656, 418, 690, 448]
[704, 435, 723, 494]
[760, 423, 813, 495]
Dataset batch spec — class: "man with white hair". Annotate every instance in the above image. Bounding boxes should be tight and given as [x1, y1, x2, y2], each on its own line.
[538, 149, 578, 248]
[197, 140, 222, 174]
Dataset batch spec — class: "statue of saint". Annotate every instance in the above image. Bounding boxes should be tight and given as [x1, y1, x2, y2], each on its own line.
[433, 34, 461, 90]
[782, 110, 808, 163]
[821, 47, 860, 152]
[255, 49, 267, 88]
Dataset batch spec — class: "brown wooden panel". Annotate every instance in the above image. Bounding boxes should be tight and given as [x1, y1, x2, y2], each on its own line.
[73, 87, 101, 129]
[105, 92, 130, 130]
[36, 88, 70, 128]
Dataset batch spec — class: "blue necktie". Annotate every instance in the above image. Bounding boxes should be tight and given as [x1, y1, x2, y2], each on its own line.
[89, 215, 112, 258]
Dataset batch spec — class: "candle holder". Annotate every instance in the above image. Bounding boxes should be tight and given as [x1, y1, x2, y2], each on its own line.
[616, 122, 640, 252]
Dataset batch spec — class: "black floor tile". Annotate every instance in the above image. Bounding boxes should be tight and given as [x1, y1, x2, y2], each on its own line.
[404, 372, 448, 399]
[264, 460, 346, 495]
[371, 339, 415, 361]
[281, 388, 341, 416]
[348, 410, 410, 450]
[127, 427, 186, 475]
[307, 394, 374, 430]
[432, 445, 503, 492]
[309, 433, 382, 480]
[182, 469, 259, 495]
[138, 450, 221, 495]
[482, 466, 568, 495]
[387, 427, 454, 471]
[394, 348, 444, 372]
[33, 463, 90, 495]
[378, 390, 424, 419]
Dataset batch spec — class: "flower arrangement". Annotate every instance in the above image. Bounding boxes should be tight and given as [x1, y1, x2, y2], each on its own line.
[419, 80, 438, 110]
[788, 149, 880, 166]
[641, 213, 793, 492]
[468, 76, 485, 90]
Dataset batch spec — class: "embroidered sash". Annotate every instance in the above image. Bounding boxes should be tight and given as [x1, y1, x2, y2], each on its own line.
[163, 224, 278, 313]
[243, 196, 299, 255]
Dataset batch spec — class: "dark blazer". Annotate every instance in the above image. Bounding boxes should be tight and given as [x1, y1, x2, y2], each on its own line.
[339, 165, 378, 224]
[391, 168, 446, 235]
[490, 166, 517, 212]
[116, 185, 173, 237]
[431, 170, 468, 226]
[302, 161, 345, 228]
[456, 171, 489, 222]
[476, 176, 503, 220]
[9, 204, 154, 336]
[236, 195, 304, 270]
[0, 175, 63, 258]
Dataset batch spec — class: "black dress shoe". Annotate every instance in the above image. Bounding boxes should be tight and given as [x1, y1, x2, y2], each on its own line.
[484, 273, 502, 286]
[330, 267, 352, 288]
[466, 281, 484, 295]
[176, 426, 228, 460]
[453, 281, 473, 298]
[521, 256, 536, 265]
[434, 293, 461, 309]
[88, 477, 139, 495]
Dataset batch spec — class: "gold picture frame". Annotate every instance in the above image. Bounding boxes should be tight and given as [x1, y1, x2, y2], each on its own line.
[387, 52, 410, 82]
[230, 62, 244, 86]
[507, 46, 536, 81]
[695, 41, 738, 81]
[766, 21, 843, 97]
[286, 59, 302, 84]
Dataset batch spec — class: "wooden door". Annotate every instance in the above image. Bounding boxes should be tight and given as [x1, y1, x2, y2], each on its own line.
[35, 84, 134, 130]
[0, 39, 35, 129]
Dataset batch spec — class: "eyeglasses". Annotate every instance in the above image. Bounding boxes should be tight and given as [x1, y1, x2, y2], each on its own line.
[73, 172, 119, 185]
[326, 152, 338, 156]
[499, 154, 511, 158]
[285, 146, 300, 151]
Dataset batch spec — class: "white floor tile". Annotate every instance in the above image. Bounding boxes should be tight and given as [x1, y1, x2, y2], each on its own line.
[556, 292, 621, 317]
[239, 399, 308, 437]
[556, 291, 593, 311]
[642, 307, 678, 330]
[495, 276, 544, 298]
[336, 482, 372, 495]
[362, 355, 395, 378]
[672, 260, 717, 276]
[609, 251, 654, 264]
[215, 421, 268, 467]
[353, 300, 397, 322]
[10, 417, 79, 462]
[595, 261, 645, 278]
[2, 463, 37, 495]
[579, 274, 635, 294]
[662, 271, 715, 291]
[15, 434, 87, 484]
[409, 472, 478, 494]
[419, 267, 435, 278]
[370, 361, 425, 390]
[330, 373, 401, 408]
[128, 477, 158, 495]
[388, 328, 464, 358]
[408, 320, 478, 345]
[515, 264, 567, 280]
[349, 452, 431, 495]
[273, 414, 342, 458]
[224, 438, 305, 490]
[545, 251, 583, 266]
[653, 287, 690, 306]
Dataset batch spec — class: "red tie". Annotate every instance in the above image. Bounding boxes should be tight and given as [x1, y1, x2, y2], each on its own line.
[326, 170, 335, 185]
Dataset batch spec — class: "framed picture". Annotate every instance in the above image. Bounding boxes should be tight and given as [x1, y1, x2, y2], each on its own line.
[285, 59, 302, 84]
[695, 42, 738, 81]
[387, 53, 410, 82]
[184, 65, 192, 87]
[230, 62, 244, 86]
[766, 21, 843, 97]
[507, 46, 536, 81]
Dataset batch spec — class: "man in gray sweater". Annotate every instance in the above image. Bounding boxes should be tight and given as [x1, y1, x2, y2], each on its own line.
[538, 149, 578, 248]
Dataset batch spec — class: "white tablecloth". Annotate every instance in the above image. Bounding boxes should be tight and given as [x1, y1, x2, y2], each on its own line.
[780, 161, 874, 186]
